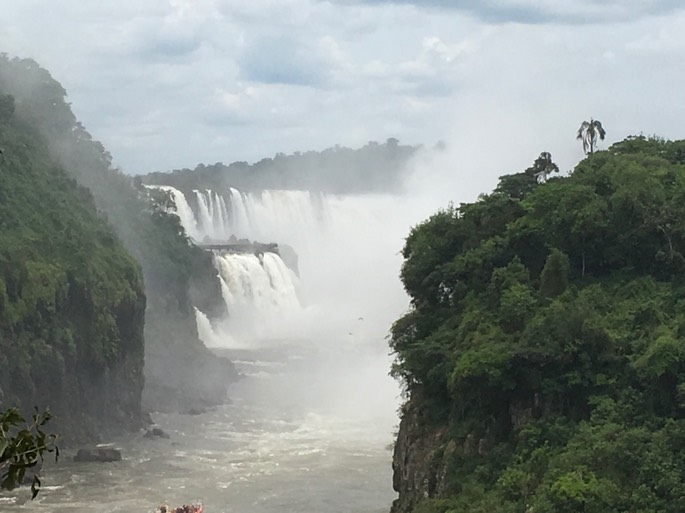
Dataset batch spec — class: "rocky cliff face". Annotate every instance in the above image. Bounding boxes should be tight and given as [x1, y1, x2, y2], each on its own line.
[391, 396, 450, 513]
[142, 307, 237, 414]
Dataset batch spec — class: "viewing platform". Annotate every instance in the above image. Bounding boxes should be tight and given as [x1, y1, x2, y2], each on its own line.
[197, 242, 280, 255]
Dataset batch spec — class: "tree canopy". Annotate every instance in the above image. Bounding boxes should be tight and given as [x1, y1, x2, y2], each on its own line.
[391, 136, 685, 513]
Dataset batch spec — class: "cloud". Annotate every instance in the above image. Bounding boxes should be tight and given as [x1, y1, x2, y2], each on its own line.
[392, 36, 476, 96]
[334, 0, 685, 24]
[1, 0, 685, 178]
[238, 35, 334, 87]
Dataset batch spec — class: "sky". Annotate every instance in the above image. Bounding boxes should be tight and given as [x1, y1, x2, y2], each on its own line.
[1, 0, 684, 177]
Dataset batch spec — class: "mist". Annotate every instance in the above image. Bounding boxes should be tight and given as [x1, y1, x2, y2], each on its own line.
[174, 109, 555, 447]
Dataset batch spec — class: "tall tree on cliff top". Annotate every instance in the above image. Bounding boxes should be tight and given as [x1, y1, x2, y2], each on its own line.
[577, 118, 606, 154]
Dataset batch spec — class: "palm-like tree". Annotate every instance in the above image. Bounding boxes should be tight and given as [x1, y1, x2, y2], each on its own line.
[577, 119, 606, 154]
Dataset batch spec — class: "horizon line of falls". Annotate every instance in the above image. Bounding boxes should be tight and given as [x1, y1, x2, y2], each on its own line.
[147, 184, 409, 511]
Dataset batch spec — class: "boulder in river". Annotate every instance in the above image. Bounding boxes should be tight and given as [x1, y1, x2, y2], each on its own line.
[144, 426, 170, 439]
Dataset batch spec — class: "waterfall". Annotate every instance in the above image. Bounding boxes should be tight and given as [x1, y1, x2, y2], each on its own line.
[147, 184, 411, 348]
[153, 185, 323, 246]
[224, 189, 323, 245]
[228, 187, 251, 238]
[213, 252, 300, 312]
[194, 307, 230, 348]
[148, 185, 201, 240]
[145, 185, 303, 338]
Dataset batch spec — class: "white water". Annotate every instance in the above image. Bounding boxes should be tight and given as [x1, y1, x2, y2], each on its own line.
[213, 252, 300, 312]
[149, 186, 323, 246]
[194, 307, 231, 348]
[194, 188, 408, 497]
[194, 190, 233, 241]
[151, 185, 410, 347]
[226, 189, 322, 244]
[210, 251, 302, 342]
[2, 185, 416, 512]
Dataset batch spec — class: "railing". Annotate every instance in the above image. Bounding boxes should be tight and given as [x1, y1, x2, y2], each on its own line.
[197, 242, 279, 255]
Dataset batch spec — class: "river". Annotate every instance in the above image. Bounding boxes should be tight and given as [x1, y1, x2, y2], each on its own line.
[1, 338, 399, 513]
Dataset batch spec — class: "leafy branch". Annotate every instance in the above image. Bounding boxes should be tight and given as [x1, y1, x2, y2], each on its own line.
[0, 407, 59, 498]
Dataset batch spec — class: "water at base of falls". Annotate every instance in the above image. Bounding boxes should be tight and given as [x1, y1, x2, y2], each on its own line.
[0, 339, 399, 513]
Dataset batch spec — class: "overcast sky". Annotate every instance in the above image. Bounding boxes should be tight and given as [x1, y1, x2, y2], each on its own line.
[2, 0, 684, 176]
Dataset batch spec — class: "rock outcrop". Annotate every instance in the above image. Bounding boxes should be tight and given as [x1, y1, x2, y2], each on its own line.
[391, 398, 449, 513]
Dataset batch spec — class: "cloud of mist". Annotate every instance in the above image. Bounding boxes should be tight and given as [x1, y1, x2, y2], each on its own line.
[191, 98, 592, 437]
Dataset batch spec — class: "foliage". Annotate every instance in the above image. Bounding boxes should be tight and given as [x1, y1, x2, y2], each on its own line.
[0, 54, 232, 415]
[141, 138, 418, 194]
[0, 67, 147, 441]
[0, 408, 58, 498]
[539, 249, 570, 298]
[392, 138, 685, 512]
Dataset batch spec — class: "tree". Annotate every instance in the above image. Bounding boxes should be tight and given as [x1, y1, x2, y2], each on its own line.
[0, 94, 14, 121]
[577, 119, 606, 155]
[495, 152, 559, 198]
[532, 151, 560, 182]
[0, 407, 58, 498]
[539, 248, 570, 298]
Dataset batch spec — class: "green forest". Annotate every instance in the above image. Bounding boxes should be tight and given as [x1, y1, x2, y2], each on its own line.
[143, 138, 418, 194]
[0, 89, 145, 430]
[0, 55, 237, 419]
[391, 136, 685, 513]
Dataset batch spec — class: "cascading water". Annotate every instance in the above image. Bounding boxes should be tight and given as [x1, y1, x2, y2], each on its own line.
[211, 251, 302, 341]
[178, 184, 408, 509]
[151, 185, 410, 346]
[147, 184, 306, 338]
[149, 185, 201, 240]
[3, 184, 409, 513]
[193, 190, 232, 241]
[225, 189, 323, 244]
[213, 252, 300, 311]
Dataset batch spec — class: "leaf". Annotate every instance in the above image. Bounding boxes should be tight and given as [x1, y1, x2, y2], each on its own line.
[1, 408, 24, 426]
[31, 475, 40, 500]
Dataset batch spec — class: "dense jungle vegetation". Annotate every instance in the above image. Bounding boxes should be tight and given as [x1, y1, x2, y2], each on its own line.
[0, 87, 145, 450]
[391, 136, 685, 513]
[0, 54, 235, 416]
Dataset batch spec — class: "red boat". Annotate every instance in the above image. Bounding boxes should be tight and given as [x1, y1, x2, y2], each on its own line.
[158, 504, 203, 513]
